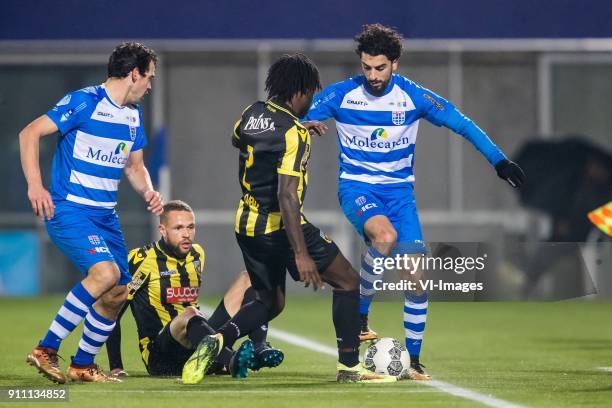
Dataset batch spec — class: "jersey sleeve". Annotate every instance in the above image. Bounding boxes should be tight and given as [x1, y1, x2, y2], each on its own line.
[409, 82, 507, 166]
[231, 118, 242, 148]
[131, 107, 148, 151]
[277, 124, 308, 177]
[45, 91, 91, 136]
[303, 85, 342, 121]
[126, 247, 151, 301]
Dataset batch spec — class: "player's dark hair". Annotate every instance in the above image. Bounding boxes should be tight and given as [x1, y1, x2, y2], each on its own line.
[265, 53, 321, 102]
[160, 200, 193, 224]
[107, 42, 157, 78]
[355, 23, 403, 61]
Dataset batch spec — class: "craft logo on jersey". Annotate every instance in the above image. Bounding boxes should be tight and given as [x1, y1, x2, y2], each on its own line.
[370, 128, 388, 140]
[392, 111, 406, 126]
[244, 113, 275, 134]
[347, 99, 368, 106]
[166, 287, 199, 304]
[88, 235, 101, 245]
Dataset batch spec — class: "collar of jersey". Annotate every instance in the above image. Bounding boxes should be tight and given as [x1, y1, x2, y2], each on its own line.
[100, 83, 126, 110]
[266, 99, 298, 120]
[156, 239, 188, 261]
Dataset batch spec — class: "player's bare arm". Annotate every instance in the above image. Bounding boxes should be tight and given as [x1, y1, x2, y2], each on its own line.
[124, 149, 163, 215]
[18, 115, 60, 220]
[277, 174, 322, 290]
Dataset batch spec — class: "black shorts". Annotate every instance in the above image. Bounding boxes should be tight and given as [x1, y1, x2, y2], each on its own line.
[145, 323, 193, 376]
[235, 222, 340, 291]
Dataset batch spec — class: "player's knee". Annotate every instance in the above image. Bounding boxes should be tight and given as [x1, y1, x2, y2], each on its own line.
[101, 285, 127, 311]
[182, 306, 200, 320]
[375, 228, 397, 245]
[89, 263, 121, 291]
[331, 266, 359, 291]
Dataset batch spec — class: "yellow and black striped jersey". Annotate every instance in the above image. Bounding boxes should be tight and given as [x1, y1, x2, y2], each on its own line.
[126, 240, 205, 362]
[232, 99, 311, 236]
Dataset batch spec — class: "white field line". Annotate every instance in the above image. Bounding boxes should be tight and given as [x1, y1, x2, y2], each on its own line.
[200, 306, 525, 408]
[597, 367, 612, 372]
[72, 389, 438, 395]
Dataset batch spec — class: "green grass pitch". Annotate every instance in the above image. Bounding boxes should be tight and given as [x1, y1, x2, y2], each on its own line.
[1, 295, 611, 407]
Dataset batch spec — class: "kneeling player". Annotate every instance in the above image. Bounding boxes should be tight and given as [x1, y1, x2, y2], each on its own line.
[183, 54, 397, 384]
[106, 200, 282, 381]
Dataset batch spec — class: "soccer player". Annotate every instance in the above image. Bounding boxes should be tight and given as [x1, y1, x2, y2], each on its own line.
[181, 53, 396, 384]
[20, 43, 163, 383]
[105, 200, 283, 381]
[304, 24, 526, 380]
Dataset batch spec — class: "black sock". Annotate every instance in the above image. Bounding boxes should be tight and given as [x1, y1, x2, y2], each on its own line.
[333, 290, 360, 367]
[186, 316, 215, 347]
[218, 299, 269, 349]
[242, 287, 268, 345]
[207, 298, 231, 331]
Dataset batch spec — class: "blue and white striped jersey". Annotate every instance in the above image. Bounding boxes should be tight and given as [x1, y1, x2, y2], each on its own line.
[45, 85, 147, 210]
[304, 74, 506, 185]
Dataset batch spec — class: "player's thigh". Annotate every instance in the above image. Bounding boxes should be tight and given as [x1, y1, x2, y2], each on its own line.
[338, 189, 388, 242]
[45, 206, 117, 281]
[223, 271, 251, 315]
[147, 323, 193, 376]
[169, 307, 210, 348]
[235, 232, 289, 292]
[92, 212, 131, 286]
[286, 223, 340, 282]
[320, 251, 359, 291]
[385, 194, 426, 255]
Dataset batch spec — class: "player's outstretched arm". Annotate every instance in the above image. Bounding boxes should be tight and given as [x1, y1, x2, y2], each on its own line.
[416, 88, 526, 188]
[18, 115, 59, 220]
[277, 174, 322, 290]
[124, 150, 164, 215]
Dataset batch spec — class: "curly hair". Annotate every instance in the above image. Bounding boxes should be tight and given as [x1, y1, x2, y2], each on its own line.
[355, 23, 403, 61]
[265, 53, 321, 102]
[107, 42, 157, 78]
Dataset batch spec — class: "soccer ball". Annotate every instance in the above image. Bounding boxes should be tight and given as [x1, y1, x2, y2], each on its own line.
[363, 337, 410, 377]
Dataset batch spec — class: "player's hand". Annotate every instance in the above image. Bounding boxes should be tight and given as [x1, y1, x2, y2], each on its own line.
[302, 121, 328, 137]
[295, 253, 324, 291]
[27, 183, 54, 220]
[495, 159, 526, 188]
[144, 190, 164, 215]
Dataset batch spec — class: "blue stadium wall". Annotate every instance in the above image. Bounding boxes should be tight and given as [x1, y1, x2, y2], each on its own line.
[2, 0, 612, 40]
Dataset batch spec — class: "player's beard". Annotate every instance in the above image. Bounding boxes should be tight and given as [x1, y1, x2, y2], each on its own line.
[365, 77, 391, 96]
[166, 239, 192, 259]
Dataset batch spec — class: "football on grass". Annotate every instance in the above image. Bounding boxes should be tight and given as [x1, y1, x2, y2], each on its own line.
[363, 337, 410, 377]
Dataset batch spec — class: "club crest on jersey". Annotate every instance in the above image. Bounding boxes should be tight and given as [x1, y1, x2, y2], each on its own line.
[392, 111, 405, 126]
[88, 235, 101, 245]
[355, 196, 367, 206]
[129, 125, 137, 141]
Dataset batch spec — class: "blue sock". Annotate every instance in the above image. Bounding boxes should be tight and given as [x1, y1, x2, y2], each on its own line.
[72, 307, 116, 366]
[359, 246, 385, 316]
[39, 282, 96, 350]
[403, 291, 428, 358]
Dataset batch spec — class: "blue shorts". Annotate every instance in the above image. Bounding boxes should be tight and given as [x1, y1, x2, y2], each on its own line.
[45, 203, 130, 285]
[338, 180, 426, 254]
